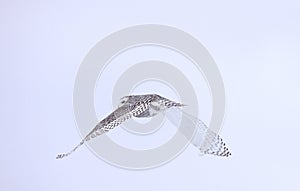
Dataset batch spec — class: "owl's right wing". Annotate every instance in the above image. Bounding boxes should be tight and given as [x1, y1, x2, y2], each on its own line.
[164, 107, 231, 157]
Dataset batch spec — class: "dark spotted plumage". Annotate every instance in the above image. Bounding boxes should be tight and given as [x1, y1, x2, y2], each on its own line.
[56, 94, 183, 159]
[56, 94, 231, 159]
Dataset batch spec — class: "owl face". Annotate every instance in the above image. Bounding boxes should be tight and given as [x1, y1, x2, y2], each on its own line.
[118, 95, 145, 107]
[118, 94, 155, 108]
[118, 96, 130, 107]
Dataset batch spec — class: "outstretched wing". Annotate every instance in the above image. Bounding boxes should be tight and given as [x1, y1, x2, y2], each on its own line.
[56, 103, 149, 159]
[164, 107, 231, 157]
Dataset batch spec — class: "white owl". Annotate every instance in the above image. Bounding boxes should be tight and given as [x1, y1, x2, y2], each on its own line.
[56, 94, 231, 159]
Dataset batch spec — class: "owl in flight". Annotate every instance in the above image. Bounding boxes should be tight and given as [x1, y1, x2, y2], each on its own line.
[56, 94, 231, 159]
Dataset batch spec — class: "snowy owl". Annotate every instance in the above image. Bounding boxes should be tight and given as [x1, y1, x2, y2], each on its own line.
[56, 94, 231, 159]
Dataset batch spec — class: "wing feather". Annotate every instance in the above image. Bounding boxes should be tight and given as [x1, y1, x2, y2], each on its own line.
[56, 103, 149, 159]
[164, 107, 231, 157]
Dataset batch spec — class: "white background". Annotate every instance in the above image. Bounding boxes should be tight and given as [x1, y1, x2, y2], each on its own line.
[1, 0, 299, 190]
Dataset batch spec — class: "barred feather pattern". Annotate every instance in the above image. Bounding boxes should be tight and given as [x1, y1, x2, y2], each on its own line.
[56, 95, 155, 159]
[165, 108, 231, 157]
[193, 118, 231, 157]
[56, 94, 231, 159]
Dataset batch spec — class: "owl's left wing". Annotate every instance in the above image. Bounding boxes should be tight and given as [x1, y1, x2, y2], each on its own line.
[56, 103, 149, 159]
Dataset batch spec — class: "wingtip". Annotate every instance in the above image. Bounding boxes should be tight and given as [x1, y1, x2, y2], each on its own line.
[56, 154, 65, 159]
[178, 103, 187, 107]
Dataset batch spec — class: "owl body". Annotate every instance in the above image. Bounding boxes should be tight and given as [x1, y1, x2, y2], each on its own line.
[123, 94, 185, 118]
[56, 94, 231, 159]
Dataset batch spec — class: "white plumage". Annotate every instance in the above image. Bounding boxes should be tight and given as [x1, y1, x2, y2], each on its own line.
[56, 94, 231, 159]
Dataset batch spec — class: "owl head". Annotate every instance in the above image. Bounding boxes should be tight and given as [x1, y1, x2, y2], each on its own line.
[118, 94, 153, 107]
[118, 96, 130, 106]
